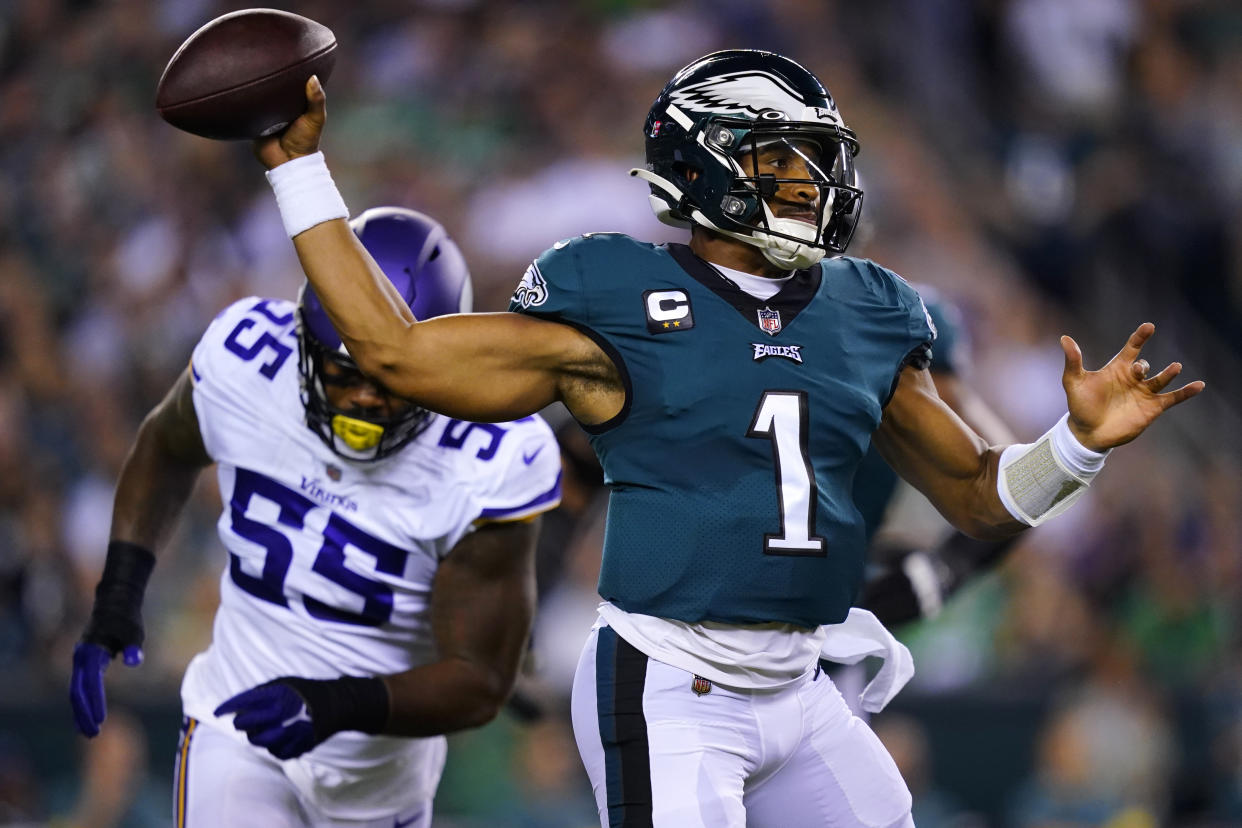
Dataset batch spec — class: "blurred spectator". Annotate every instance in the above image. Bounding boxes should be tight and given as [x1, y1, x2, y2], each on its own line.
[1006, 645, 1174, 827]
[506, 716, 599, 828]
[47, 708, 167, 827]
[873, 713, 981, 828]
[0, 0, 1225, 823]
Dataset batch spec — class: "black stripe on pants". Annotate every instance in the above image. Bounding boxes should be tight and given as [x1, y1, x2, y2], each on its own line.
[597, 627, 653, 828]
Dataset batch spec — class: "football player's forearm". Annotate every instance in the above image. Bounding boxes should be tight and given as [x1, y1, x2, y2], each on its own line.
[878, 367, 1025, 539]
[290, 226, 565, 420]
[926, 452, 1027, 540]
[291, 220, 417, 381]
[379, 657, 520, 736]
[877, 418, 1025, 539]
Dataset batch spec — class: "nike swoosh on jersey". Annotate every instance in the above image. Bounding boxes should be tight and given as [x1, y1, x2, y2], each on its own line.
[522, 446, 544, 465]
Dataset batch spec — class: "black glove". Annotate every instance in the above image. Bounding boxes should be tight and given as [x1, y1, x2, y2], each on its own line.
[861, 548, 951, 626]
[862, 533, 1021, 626]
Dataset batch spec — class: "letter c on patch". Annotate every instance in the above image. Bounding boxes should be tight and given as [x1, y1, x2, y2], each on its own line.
[646, 290, 690, 321]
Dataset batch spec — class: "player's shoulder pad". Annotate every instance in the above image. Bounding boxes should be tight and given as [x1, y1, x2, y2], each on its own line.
[509, 232, 657, 317]
[190, 296, 299, 390]
[827, 257, 936, 348]
[827, 256, 921, 304]
[912, 285, 966, 374]
[461, 413, 563, 525]
[545, 231, 654, 262]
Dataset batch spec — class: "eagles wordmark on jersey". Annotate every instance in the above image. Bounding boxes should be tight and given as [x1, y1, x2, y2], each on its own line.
[511, 233, 932, 630]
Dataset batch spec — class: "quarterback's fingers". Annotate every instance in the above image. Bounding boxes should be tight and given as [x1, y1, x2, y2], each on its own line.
[1144, 362, 1181, 393]
[306, 75, 326, 123]
[1060, 335, 1084, 379]
[1158, 379, 1206, 409]
[1113, 322, 1155, 364]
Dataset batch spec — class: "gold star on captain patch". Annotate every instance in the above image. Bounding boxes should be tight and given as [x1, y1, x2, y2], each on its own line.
[673, 320, 680, 327]
[663, 321, 670, 328]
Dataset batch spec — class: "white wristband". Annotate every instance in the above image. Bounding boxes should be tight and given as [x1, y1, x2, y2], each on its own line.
[1048, 413, 1109, 475]
[997, 414, 1109, 526]
[264, 151, 349, 238]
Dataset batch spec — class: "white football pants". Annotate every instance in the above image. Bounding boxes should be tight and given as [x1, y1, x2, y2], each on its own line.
[173, 718, 433, 828]
[571, 623, 913, 828]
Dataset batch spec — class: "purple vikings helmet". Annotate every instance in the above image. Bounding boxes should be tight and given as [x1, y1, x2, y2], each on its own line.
[631, 50, 863, 269]
[298, 207, 473, 461]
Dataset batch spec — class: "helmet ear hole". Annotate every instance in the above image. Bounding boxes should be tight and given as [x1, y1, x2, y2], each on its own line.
[672, 160, 701, 184]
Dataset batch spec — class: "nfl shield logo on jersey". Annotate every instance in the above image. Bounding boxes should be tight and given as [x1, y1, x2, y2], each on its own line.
[325, 463, 342, 481]
[757, 307, 782, 335]
[691, 675, 712, 696]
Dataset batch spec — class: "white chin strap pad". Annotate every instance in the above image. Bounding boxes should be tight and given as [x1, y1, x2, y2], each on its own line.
[758, 208, 827, 270]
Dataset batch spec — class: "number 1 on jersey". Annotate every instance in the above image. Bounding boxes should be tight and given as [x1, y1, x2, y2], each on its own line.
[748, 391, 826, 556]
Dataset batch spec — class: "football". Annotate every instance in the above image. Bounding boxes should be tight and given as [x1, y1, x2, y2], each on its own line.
[155, 8, 336, 141]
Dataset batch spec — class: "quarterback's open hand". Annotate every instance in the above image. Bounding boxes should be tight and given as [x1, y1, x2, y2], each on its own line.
[254, 75, 326, 171]
[214, 679, 320, 760]
[1061, 322, 1205, 452]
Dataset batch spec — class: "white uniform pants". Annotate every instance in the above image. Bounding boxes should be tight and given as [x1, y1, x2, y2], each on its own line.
[571, 624, 913, 828]
[173, 718, 433, 828]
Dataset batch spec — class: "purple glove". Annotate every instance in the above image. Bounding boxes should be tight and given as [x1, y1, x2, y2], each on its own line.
[69, 641, 143, 737]
[215, 680, 319, 760]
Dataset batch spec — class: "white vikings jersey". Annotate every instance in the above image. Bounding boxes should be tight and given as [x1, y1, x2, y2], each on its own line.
[180, 297, 562, 820]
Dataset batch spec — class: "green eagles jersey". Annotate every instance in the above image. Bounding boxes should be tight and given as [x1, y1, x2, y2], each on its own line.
[509, 234, 934, 627]
[853, 290, 966, 543]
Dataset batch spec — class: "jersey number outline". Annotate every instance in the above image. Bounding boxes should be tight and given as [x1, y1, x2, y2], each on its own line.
[747, 390, 826, 556]
[228, 468, 407, 626]
[223, 300, 296, 380]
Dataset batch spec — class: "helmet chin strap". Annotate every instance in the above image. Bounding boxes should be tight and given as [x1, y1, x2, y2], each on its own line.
[631, 167, 828, 271]
[754, 202, 828, 270]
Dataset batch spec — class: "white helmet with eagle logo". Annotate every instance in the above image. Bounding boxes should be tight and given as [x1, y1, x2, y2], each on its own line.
[631, 50, 863, 270]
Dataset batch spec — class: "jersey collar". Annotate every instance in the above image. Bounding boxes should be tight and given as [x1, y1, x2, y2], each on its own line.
[664, 243, 822, 334]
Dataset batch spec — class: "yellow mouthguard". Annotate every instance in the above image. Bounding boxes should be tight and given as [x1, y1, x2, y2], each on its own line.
[331, 415, 384, 450]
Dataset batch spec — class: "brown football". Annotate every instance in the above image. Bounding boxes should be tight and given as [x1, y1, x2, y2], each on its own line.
[155, 8, 336, 140]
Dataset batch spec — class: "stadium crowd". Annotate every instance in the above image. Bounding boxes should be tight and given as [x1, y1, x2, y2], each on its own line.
[0, 0, 1239, 825]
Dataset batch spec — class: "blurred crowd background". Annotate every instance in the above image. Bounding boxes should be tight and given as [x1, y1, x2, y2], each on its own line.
[0, 0, 1239, 825]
